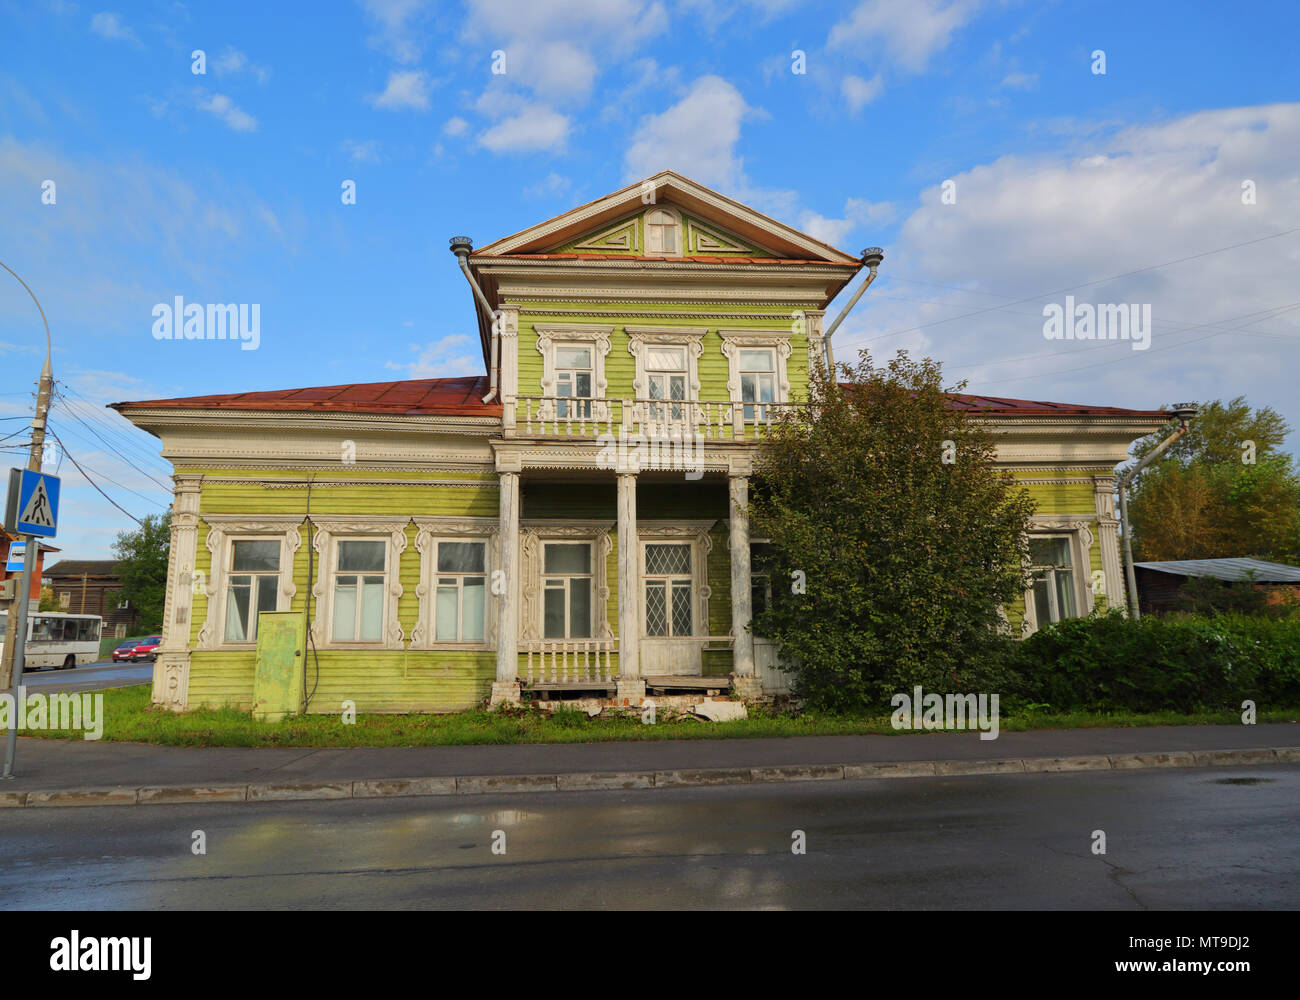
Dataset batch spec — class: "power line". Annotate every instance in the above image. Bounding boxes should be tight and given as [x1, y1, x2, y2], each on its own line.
[53, 384, 175, 477]
[45, 429, 144, 526]
[50, 393, 173, 491]
[45, 420, 170, 508]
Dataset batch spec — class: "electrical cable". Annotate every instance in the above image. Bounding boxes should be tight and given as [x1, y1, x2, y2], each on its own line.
[45, 429, 144, 525]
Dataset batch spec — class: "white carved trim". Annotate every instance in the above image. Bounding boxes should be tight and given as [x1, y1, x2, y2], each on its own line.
[626, 326, 708, 401]
[197, 515, 304, 651]
[520, 520, 615, 640]
[411, 516, 500, 649]
[637, 520, 717, 636]
[309, 516, 409, 649]
[1023, 521, 1096, 631]
[534, 323, 614, 419]
[718, 329, 792, 404]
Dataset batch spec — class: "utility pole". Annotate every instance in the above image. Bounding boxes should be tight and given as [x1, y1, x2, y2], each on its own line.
[1, 262, 53, 779]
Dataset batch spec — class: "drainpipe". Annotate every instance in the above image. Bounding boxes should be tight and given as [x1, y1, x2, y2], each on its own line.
[821, 247, 884, 374]
[1116, 403, 1197, 620]
[449, 237, 500, 404]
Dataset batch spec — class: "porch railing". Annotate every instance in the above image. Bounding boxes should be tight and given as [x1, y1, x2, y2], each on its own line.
[523, 638, 619, 686]
[509, 396, 805, 441]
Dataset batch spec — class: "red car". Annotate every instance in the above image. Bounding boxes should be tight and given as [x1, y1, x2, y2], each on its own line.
[128, 636, 163, 662]
[111, 640, 139, 662]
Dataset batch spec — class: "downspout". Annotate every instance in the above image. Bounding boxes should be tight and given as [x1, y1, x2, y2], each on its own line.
[821, 247, 884, 374]
[449, 237, 500, 404]
[1116, 403, 1197, 620]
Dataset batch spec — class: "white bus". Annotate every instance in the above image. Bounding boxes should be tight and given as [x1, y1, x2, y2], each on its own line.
[0, 610, 103, 671]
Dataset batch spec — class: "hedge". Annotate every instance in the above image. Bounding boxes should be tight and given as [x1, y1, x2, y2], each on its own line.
[1007, 611, 1300, 713]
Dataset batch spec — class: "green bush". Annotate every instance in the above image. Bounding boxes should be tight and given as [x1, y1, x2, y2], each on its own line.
[1009, 610, 1300, 712]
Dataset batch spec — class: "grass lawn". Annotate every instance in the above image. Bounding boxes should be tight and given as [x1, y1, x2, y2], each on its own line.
[20, 684, 1300, 748]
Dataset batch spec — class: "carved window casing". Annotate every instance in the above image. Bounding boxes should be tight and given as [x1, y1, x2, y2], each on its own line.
[197, 515, 302, 651]
[518, 520, 614, 642]
[412, 516, 499, 649]
[534, 324, 613, 421]
[644, 207, 683, 256]
[626, 326, 707, 410]
[309, 517, 409, 649]
[637, 520, 715, 638]
[719, 329, 792, 412]
[1023, 520, 1095, 633]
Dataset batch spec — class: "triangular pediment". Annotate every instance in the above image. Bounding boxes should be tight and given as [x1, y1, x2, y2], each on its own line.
[472, 170, 859, 264]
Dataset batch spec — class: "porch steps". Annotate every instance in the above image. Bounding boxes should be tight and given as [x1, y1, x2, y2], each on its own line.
[524, 675, 729, 694]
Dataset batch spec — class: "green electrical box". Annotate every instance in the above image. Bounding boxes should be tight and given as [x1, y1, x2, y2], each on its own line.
[252, 611, 306, 722]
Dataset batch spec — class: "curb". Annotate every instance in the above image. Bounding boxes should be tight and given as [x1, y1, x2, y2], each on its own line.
[2, 745, 1297, 809]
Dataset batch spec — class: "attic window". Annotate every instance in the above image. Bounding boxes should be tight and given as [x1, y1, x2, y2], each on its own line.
[644, 209, 681, 255]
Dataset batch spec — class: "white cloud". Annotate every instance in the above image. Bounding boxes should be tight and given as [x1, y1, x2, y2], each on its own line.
[841, 73, 884, 114]
[442, 116, 469, 137]
[625, 76, 751, 188]
[369, 70, 432, 111]
[828, 0, 982, 72]
[523, 172, 572, 199]
[999, 71, 1038, 91]
[829, 103, 1300, 429]
[197, 92, 257, 131]
[212, 47, 270, 84]
[358, 0, 433, 64]
[385, 335, 482, 378]
[89, 11, 140, 45]
[799, 197, 896, 248]
[341, 139, 381, 163]
[478, 106, 571, 153]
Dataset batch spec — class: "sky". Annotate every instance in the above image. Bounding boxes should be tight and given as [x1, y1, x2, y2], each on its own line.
[1, 0, 1298, 559]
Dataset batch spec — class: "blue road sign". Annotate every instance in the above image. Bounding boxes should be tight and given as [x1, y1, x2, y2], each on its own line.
[6, 540, 27, 572]
[15, 469, 59, 537]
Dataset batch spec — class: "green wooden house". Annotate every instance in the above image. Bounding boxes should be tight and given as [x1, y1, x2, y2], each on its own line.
[114, 171, 1169, 714]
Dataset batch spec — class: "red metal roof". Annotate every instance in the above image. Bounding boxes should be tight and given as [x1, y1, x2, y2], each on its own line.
[477, 253, 859, 266]
[111, 376, 502, 417]
[942, 393, 1169, 418]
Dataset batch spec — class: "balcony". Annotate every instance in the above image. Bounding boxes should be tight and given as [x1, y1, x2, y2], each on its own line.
[507, 396, 805, 442]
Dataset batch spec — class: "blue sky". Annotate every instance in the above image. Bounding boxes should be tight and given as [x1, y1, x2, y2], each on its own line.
[2, 0, 1298, 558]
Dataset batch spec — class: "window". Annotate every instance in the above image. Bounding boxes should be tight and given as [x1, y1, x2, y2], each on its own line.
[117, 599, 130, 609]
[434, 541, 487, 642]
[554, 345, 593, 419]
[74, 618, 99, 641]
[543, 543, 591, 639]
[224, 539, 281, 642]
[645, 346, 688, 420]
[114, 623, 126, 639]
[739, 349, 775, 421]
[58, 591, 70, 608]
[645, 543, 692, 637]
[1029, 537, 1077, 625]
[645, 209, 680, 255]
[331, 539, 387, 642]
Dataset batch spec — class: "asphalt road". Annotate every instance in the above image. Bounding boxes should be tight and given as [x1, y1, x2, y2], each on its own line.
[17, 660, 152, 694]
[2, 764, 1296, 909]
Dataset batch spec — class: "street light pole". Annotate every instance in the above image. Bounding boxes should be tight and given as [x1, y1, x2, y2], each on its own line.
[1, 262, 53, 779]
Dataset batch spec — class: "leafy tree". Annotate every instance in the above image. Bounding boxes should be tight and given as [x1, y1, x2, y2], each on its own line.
[110, 513, 170, 631]
[749, 351, 1037, 712]
[1129, 398, 1300, 563]
[37, 585, 61, 612]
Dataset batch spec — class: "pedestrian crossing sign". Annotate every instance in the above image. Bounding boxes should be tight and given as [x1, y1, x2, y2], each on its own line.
[6, 469, 60, 538]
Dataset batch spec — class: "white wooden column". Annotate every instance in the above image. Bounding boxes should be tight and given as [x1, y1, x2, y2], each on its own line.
[1094, 475, 1124, 612]
[616, 472, 640, 681]
[154, 475, 200, 711]
[492, 469, 520, 699]
[729, 474, 755, 680]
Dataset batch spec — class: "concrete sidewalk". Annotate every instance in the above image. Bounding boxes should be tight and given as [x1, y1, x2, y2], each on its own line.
[1, 722, 1296, 807]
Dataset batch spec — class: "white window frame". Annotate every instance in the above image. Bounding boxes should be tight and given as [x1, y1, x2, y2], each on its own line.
[535, 324, 612, 422]
[197, 515, 302, 651]
[643, 206, 683, 256]
[541, 540, 595, 640]
[643, 542, 694, 637]
[627, 327, 706, 418]
[412, 517, 498, 649]
[309, 517, 408, 649]
[636, 521, 715, 639]
[221, 536, 286, 645]
[1023, 523, 1094, 634]
[719, 329, 791, 419]
[519, 522, 614, 642]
